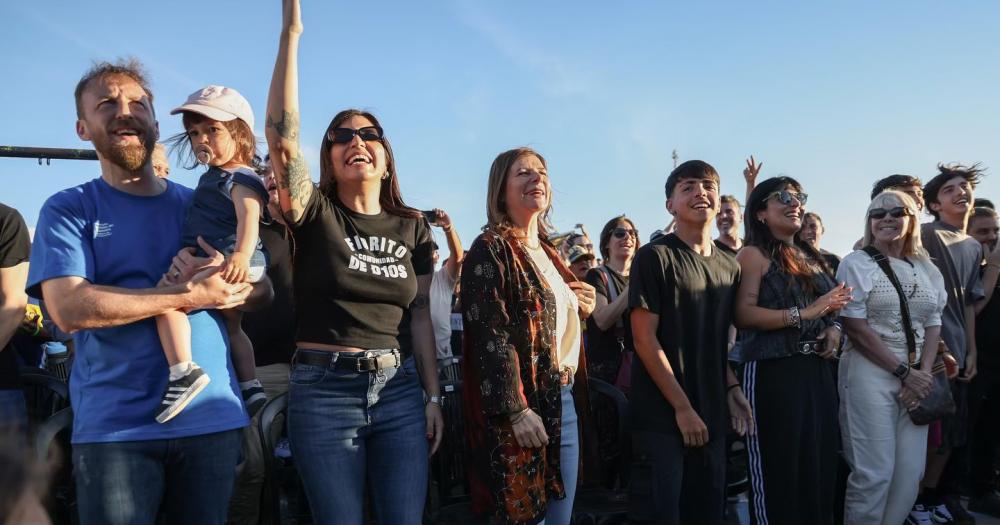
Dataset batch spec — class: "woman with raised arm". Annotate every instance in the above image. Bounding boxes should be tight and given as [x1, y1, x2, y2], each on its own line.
[264, 1, 442, 523]
[733, 176, 853, 525]
[461, 147, 596, 525]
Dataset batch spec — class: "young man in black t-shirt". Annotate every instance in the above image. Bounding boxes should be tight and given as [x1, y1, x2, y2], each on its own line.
[628, 160, 753, 525]
[0, 203, 31, 439]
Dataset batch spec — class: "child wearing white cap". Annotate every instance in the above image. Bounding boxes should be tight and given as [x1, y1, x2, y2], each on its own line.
[153, 85, 269, 423]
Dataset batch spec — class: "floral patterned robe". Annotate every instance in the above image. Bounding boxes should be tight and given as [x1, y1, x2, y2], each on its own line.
[461, 228, 593, 525]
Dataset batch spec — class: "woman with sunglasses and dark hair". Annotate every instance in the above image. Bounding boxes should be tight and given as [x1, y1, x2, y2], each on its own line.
[584, 216, 639, 391]
[733, 176, 853, 525]
[836, 191, 945, 525]
[263, 1, 442, 523]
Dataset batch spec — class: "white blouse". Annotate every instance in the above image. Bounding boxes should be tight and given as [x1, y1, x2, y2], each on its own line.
[525, 245, 581, 374]
[837, 250, 948, 359]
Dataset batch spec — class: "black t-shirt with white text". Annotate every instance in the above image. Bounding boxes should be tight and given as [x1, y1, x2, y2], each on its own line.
[628, 233, 740, 438]
[290, 190, 434, 353]
[0, 204, 31, 390]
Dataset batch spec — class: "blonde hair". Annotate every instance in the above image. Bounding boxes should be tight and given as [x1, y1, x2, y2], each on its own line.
[484, 147, 553, 239]
[862, 190, 927, 259]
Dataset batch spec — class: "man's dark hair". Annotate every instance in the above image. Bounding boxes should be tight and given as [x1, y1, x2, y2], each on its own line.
[923, 163, 985, 219]
[974, 198, 995, 210]
[74, 58, 154, 119]
[664, 160, 720, 199]
[871, 174, 922, 200]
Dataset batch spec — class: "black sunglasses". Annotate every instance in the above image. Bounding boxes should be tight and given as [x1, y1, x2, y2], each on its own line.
[765, 190, 808, 206]
[868, 207, 910, 220]
[326, 126, 384, 144]
[612, 227, 637, 239]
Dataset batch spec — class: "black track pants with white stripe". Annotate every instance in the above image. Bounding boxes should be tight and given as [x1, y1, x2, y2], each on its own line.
[742, 354, 839, 525]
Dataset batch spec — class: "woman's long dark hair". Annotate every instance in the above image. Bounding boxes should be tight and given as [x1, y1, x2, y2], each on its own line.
[319, 109, 419, 219]
[745, 176, 834, 292]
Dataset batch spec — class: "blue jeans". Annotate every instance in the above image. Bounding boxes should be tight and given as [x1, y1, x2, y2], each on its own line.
[541, 384, 580, 525]
[287, 350, 428, 525]
[72, 429, 242, 525]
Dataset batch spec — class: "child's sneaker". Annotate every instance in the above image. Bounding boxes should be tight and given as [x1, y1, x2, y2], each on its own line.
[155, 367, 210, 423]
[242, 382, 267, 418]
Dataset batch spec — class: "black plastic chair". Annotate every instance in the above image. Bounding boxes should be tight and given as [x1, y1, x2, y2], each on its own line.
[573, 378, 630, 524]
[257, 391, 293, 525]
[19, 366, 70, 438]
[35, 407, 77, 524]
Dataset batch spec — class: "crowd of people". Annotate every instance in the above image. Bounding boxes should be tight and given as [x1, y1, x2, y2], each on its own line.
[2, 2, 1000, 525]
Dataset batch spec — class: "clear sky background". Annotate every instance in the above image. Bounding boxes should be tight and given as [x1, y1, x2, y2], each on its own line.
[2, 1, 999, 257]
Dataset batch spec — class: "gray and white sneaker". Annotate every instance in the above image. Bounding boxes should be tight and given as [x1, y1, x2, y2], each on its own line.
[929, 503, 955, 523]
[906, 504, 933, 525]
[155, 367, 211, 424]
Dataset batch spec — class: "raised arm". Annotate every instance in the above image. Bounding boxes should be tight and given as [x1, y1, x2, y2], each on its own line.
[265, 0, 313, 224]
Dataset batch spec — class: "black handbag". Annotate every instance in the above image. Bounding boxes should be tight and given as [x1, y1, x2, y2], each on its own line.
[863, 246, 955, 425]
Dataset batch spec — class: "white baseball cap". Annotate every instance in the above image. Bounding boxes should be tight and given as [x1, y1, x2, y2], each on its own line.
[170, 85, 254, 130]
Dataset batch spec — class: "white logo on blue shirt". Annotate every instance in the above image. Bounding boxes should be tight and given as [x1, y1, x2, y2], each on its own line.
[93, 221, 114, 239]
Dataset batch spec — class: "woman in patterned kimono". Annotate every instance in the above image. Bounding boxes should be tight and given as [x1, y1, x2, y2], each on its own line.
[460, 147, 597, 525]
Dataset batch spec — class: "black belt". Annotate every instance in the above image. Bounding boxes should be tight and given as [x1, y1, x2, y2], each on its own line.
[293, 349, 401, 372]
[797, 340, 823, 355]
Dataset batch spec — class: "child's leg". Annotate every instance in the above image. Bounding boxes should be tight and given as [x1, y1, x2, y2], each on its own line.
[154, 310, 211, 424]
[157, 310, 196, 376]
[222, 310, 257, 382]
[222, 310, 267, 415]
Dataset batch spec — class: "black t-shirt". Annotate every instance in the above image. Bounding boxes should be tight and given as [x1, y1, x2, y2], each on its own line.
[242, 220, 296, 366]
[584, 265, 632, 383]
[0, 204, 30, 390]
[714, 238, 741, 256]
[820, 249, 841, 274]
[976, 267, 1000, 372]
[628, 233, 740, 437]
[290, 190, 434, 351]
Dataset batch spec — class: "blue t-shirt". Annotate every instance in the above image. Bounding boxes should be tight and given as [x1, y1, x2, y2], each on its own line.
[27, 177, 249, 444]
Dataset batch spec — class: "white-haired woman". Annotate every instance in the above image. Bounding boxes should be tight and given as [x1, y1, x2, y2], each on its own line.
[837, 190, 947, 525]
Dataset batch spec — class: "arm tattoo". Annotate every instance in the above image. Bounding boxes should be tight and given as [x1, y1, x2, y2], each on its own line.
[410, 293, 430, 310]
[266, 110, 299, 140]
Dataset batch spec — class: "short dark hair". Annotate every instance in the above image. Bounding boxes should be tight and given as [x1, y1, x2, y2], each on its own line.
[972, 206, 998, 221]
[974, 198, 995, 210]
[664, 160, 720, 199]
[871, 174, 921, 200]
[923, 163, 985, 219]
[74, 58, 154, 119]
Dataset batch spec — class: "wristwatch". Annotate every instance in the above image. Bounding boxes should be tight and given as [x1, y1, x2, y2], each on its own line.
[426, 395, 445, 407]
[892, 363, 909, 381]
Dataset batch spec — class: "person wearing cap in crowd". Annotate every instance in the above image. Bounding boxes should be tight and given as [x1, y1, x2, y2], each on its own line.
[28, 59, 270, 524]
[426, 208, 463, 360]
[796, 211, 841, 273]
[152, 84, 271, 424]
[568, 244, 596, 280]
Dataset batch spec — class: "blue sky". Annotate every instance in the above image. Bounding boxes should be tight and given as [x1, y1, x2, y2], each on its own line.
[2, 1, 999, 256]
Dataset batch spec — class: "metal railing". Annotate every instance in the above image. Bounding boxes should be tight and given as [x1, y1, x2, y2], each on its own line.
[0, 146, 98, 165]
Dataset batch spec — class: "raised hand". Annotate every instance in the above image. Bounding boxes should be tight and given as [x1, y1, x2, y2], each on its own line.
[282, 0, 303, 34]
[743, 156, 763, 187]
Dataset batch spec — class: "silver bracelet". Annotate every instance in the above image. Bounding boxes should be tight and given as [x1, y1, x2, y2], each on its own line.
[789, 307, 802, 328]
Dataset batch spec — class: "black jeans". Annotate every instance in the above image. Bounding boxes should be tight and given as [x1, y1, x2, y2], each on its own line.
[629, 430, 726, 525]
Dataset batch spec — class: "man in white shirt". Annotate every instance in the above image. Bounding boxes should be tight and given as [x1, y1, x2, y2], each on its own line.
[426, 209, 463, 359]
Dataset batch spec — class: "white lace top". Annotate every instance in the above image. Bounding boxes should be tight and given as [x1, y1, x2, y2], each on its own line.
[837, 250, 948, 360]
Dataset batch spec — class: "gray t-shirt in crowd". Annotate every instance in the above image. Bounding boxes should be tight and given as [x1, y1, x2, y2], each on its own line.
[921, 221, 985, 367]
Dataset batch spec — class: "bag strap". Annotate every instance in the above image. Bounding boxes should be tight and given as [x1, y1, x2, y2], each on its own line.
[597, 265, 625, 331]
[862, 246, 917, 365]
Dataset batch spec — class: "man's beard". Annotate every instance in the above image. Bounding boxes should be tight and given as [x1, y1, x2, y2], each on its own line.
[92, 121, 156, 171]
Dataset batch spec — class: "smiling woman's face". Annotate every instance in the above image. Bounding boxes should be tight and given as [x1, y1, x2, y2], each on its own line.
[503, 154, 550, 220]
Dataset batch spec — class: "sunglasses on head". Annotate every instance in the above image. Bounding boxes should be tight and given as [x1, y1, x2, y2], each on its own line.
[868, 207, 910, 220]
[765, 190, 808, 206]
[326, 126, 384, 144]
[612, 227, 637, 239]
